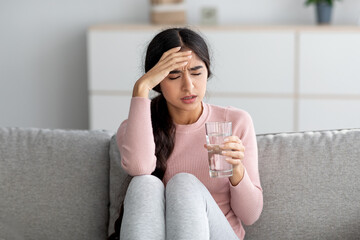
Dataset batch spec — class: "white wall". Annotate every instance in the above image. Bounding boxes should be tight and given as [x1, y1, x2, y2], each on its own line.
[1, 0, 359, 129]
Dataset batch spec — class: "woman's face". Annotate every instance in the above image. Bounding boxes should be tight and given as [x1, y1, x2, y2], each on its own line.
[160, 51, 208, 123]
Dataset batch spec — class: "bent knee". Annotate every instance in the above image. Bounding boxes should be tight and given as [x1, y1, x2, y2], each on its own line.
[128, 175, 164, 191]
[167, 172, 201, 190]
[166, 173, 208, 205]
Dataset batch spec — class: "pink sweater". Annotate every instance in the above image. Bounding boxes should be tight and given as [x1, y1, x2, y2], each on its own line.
[117, 97, 263, 240]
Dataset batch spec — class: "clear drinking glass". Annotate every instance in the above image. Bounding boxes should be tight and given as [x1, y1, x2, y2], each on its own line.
[205, 122, 233, 178]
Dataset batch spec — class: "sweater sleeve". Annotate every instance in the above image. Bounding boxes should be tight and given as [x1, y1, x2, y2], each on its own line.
[227, 108, 263, 225]
[116, 97, 157, 176]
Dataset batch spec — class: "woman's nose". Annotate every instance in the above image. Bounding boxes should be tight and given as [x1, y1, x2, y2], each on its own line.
[182, 73, 194, 91]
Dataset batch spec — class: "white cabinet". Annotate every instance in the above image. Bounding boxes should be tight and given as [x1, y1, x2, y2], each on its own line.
[298, 30, 360, 131]
[88, 25, 360, 133]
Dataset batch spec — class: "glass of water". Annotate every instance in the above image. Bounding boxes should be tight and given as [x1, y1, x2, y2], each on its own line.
[205, 122, 233, 178]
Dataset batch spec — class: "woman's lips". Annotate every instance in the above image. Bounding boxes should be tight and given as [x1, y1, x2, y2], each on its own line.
[181, 95, 197, 104]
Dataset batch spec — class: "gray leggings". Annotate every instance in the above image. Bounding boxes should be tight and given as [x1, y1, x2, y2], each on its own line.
[120, 173, 239, 240]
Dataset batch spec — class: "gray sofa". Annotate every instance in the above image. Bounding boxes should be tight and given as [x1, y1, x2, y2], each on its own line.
[0, 127, 359, 240]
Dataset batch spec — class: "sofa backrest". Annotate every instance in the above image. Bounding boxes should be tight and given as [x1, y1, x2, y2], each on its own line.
[0, 127, 112, 240]
[244, 129, 360, 239]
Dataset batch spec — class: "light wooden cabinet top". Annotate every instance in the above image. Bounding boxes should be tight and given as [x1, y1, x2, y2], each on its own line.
[89, 24, 360, 32]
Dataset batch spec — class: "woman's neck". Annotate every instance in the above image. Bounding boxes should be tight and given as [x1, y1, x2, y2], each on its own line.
[168, 103, 203, 125]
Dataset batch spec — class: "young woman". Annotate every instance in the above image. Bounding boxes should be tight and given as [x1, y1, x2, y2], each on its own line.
[109, 27, 263, 240]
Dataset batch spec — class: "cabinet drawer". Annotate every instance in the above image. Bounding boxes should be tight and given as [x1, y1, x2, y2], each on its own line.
[90, 94, 131, 131]
[205, 96, 294, 134]
[204, 30, 295, 94]
[300, 32, 360, 95]
[299, 99, 360, 131]
[88, 30, 154, 91]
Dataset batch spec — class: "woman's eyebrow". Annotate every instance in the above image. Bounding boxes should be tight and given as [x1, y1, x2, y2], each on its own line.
[169, 66, 203, 74]
[189, 66, 203, 71]
[169, 70, 181, 74]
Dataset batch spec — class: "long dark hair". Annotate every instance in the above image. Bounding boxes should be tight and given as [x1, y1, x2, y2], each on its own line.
[108, 27, 211, 240]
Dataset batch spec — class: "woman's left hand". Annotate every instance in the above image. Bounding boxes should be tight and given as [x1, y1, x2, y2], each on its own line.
[220, 136, 245, 167]
[205, 136, 245, 185]
[222, 136, 246, 186]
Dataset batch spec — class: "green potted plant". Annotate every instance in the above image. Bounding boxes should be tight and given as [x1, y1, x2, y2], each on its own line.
[305, 0, 342, 24]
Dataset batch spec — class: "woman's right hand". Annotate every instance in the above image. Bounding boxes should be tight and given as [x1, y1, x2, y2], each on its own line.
[132, 46, 192, 98]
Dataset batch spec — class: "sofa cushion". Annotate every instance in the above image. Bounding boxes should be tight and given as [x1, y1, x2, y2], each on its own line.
[0, 127, 112, 240]
[244, 129, 360, 239]
[108, 135, 132, 236]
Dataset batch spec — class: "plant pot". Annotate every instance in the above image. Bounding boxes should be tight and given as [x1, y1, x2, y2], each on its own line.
[316, 2, 332, 24]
